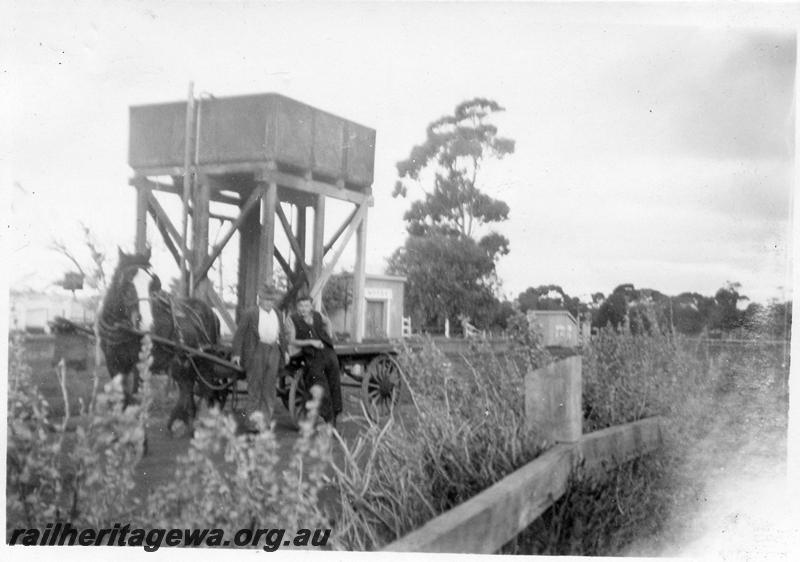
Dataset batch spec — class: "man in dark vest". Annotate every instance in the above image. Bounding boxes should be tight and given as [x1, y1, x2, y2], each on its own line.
[286, 295, 342, 425]
[231, 283, 287, 430]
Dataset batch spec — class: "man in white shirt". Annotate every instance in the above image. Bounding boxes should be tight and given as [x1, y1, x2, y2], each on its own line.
[231, 283, 287, 430]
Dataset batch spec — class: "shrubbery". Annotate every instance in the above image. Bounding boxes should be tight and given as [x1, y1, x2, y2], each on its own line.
[8, 334, 152, 533]
[8, 321, 788, 554]
[7, 335, 335, 548]
[142, 390, 332, 543]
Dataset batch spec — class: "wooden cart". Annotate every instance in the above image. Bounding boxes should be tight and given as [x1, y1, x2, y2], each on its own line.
[190, 340, 406, 425]
[54, 317, 404, 426]
[276, 342, 404, 424]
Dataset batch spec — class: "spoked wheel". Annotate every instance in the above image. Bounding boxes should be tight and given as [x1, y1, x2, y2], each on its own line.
[286, 370, 311, 427]
[360, 354, 403, 422]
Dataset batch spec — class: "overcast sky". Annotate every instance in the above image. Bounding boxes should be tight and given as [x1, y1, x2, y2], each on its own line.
[2, 1, 797, 304]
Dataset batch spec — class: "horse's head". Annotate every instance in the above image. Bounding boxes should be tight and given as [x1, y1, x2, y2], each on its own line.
[114, 247, 156, 332]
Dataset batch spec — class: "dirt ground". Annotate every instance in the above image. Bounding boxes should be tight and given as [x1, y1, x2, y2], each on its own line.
[623, 357, 793, 558]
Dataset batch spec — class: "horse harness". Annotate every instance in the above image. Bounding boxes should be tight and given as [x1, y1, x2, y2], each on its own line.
[153, 290, 234, 393]
[103, 264, 233, 393]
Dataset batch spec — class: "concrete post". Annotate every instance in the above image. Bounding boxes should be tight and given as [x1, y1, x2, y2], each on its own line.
[525, 356, 582, 443]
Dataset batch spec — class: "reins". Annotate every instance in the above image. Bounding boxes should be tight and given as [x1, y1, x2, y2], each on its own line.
[159, 289, 234, 392]
[101, 262, 238, 392]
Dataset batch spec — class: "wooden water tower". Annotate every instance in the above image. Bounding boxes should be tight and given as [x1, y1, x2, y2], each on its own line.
[128, 90, 375, 342]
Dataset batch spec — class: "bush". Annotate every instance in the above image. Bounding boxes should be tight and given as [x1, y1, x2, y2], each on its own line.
[7, 333, 64, 529]
[8, 334, 337, 547]
[7, 334, 152, 534]
[142, 388, 333, 543]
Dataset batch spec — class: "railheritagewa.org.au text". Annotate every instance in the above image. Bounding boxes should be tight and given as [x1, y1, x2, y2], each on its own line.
[9, 522, 331, 551]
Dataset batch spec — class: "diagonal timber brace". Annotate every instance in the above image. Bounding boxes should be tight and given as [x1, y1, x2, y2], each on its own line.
[146, 191, 190, 271]
[274, 203, 313, 284]
[193, 184, 266, 289]
[323, 204, 360, 257]
[309, 201, 369, 300]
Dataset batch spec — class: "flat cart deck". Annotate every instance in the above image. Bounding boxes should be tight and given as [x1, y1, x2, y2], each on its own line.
[55, 317, 404, 426]
[276, 341, 404, 424]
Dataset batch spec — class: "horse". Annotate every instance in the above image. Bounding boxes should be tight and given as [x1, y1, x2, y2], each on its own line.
[98, 248, 230, 435]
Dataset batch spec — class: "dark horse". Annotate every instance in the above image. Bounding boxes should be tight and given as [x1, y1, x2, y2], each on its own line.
[99, 248, 228, 434]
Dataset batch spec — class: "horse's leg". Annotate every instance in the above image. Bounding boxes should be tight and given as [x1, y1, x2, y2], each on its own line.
[185, 376, 198, 437]
[122, 372, 136, 410]
[167, 365, 194, 436]
[216, 389, 228, 412]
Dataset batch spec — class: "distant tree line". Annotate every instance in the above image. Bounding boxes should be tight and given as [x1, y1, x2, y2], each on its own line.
[514, 281, 791, 340]
[375, 96, 792, 340]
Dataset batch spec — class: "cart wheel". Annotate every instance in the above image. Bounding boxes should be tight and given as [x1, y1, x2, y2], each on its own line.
[361, 354, 403, 421]
[287, 371, 311, 426]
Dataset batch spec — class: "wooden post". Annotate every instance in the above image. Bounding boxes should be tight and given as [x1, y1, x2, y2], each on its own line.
[260, 179, 278, 287]
[312, 194, 325, 310]
[295, 205, 307, 272]
[180, 82, 195, 298]
[351, 207, 368, 342]
[237, 185, 262, 321]
[135, 182, 149, 253]
[192, 178, 211, 300]
[525, 356, 582, 444]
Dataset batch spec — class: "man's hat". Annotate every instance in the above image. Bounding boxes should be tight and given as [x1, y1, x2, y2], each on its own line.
[258, 282, 283, 300]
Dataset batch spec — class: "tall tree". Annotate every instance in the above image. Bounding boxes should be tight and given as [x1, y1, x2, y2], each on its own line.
[672, 292, 716, 335]
[389, 99, 515, 330]
[710, 281, 748, 332]
[393, 98, 515, 259]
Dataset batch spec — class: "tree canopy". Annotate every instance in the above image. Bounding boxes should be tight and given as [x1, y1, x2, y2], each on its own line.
[389, 98, 516, 331]
[387, 234, 500, 331]
[393, 98, 515, 260]
[517, 285, 583, 319]
[583, 281, 787, 339]
[322, 272, 354, 314]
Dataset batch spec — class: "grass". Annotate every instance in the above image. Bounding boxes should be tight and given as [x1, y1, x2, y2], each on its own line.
[330, 325, 789, 554]
[330, 336, 552, 550]
[9, 325, 788, 553]
[505, 326, 790, 556]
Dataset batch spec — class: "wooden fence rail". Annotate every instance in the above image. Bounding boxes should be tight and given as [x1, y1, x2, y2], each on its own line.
[384, 417, 663, 553]
[384, 355, 664, 553]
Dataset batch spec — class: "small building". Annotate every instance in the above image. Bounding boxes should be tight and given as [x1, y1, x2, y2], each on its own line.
[527, 310, 579, 347]
[9, 290, 97, 333]
[328, 274, 406, 341]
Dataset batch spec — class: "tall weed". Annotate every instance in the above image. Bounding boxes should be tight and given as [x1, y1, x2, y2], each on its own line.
[504, 453, 672, 555]
[7, 334, 152, 534]
[142, 387, 333, 545]
[519, 327, 790, 556]
[8, 333, 336, 547]
[331, 335, 550, 550]
[582, 325, 712, 439]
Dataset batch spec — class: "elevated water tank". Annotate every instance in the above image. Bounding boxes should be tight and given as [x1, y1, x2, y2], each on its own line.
[128, 93, 376, 189]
